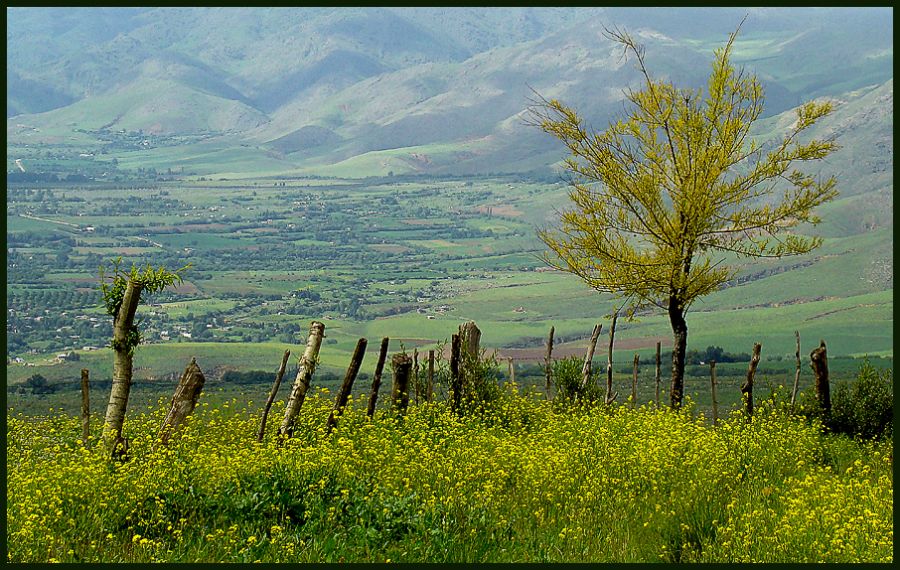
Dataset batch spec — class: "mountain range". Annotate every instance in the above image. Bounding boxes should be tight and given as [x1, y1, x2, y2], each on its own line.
[7, 7, 893, 194]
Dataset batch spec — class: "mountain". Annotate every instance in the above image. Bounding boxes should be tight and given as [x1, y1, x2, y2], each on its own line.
[7, 7, 892, 188]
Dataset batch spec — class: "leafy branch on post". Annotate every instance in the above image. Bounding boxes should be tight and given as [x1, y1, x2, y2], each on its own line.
[99, 258, 189, 455]
[529, 22, 838, 408]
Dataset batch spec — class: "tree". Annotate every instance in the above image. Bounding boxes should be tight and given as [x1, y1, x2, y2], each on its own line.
[530, 23, 838, 407]
[99, 258, 189, 454]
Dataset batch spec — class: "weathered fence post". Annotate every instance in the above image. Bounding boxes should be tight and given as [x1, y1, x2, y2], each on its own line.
[81, 368, 90, 444]
[631, 353, 639, 407]
[605, 309, 619, 404]
[810, 340, 830, 413]
[413, 348, 420, 405]
[507, 356, 516, 387]
[459, 321, 481, 359]
[157, 358, 206, 446]
[326, 338, 367, 434]
[391, 353, 413, 414]
[710, 360, 719, 425]
[581, 324, 603, 393]
[545, 326, 555, 400]
[426, 349, 435, 402]
[790, 330, 801, 409]
[655, 341, 661, 409]
[257, 349, 290, 442]
[279, 321, 325, 439]
[450, 334, 462, 412]
[741, 343, 762, 417]
[367, 337, 390, 417]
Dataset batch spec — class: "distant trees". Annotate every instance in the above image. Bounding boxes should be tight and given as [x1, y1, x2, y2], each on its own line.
[531, 23, 838, 408]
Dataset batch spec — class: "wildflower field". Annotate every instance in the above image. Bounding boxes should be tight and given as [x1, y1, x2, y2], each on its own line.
[7, 391, 893, 563]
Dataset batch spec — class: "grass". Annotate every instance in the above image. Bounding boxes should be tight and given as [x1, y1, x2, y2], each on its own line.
[6, 392, 892, 563]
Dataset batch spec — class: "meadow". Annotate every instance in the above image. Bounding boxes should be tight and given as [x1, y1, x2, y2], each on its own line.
[6, 389, 893, 563]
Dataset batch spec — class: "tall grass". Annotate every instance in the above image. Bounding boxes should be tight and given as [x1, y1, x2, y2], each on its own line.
[6, 390, 892, 562]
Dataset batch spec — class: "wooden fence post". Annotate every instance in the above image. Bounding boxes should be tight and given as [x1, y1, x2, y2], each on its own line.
[545, 326, 555, 400]
[605, 309, 619, 404]
[581, 324, 603, 393]
[459, 321, 481, 360]
[632, 353, 639, 407]
[710, 360, 719, 425]
[413, 348, 420, 405]
[279, 321, 325, 438]
[426, 349, 435, 402]
[507, 356, 516, 387]
[367, 337, 390, 417]
[790, 331, 801, 409]
[326, 338, 367, 434]
[157, 358, 206, 446]
[655, 341, 661, 409]
[450, 334, 462, 412]
[741, 343, 762, 417]
[81, 368, 90, 445]
[257, 349, 291, 442]
[810, 340, 830, 413]
[391, 353, 413, 414]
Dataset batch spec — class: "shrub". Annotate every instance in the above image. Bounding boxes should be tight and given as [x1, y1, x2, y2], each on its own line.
[552, 356, 603, 403]
[828, 359, 893, 440]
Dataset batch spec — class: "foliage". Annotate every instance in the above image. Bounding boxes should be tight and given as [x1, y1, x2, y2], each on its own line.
[6, 394, 892, 563]
[551, 355, 603, 403]
[21, 374, 57, 395]
[98, 257, 190, 353]
[828, 360, 893, 440]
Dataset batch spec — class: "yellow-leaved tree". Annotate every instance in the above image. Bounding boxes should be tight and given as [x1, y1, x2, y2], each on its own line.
[530, 24, 838, 407]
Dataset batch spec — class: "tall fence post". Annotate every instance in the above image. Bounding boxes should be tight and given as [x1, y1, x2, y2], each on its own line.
[413, 348, 420, 405]
[257, 349, 291, 442]
[810, 340, 830, 414]
[367, 337, 390, 417]
[326, 338, 367, 434]
[157, 357, 206, 446]
[655, 341, 661, 409]
[80, 368, 90, 445]
[450, 334, 462, 413]
[279, 321, 325, 438]
[631, 353, 639, 407]
[507, 356, 516, 387]
[391, 353, 412, 414]
[741, 343, 762, 418]
[710, 360, 719, 425]
[581, 324, 603, 394]
[790, 331, 802, 410]
[605, 309, 619, 404]
[545, 326, 555, 400]
[426, 349, 435, 402]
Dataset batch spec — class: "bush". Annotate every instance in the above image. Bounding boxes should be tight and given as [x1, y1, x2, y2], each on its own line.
[828, 359, 893, 440]
[552, 356, 603, 403]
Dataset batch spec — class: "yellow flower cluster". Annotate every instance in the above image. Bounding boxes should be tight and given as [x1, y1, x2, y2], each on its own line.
[6, 392, 892, 562]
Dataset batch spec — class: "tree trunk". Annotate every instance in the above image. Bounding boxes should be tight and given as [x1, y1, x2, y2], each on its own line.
[391, 353, 412, 414]
[158, 357, 206, 445]
[710, 360, 719, 425]
[581, 323, 603, 392]
[257, 349, 291, 442]
[81, 368, 90, 445]
[606, 309, 619, 404]
[741, 343, 762, 417]
[279, 321, 325, 438]
[790, 331, 801, 409]
[367, 337, 390, 417]
[103, 279, 143, 453]
[426, 350, 435, 402]
[810, 340, 830, 413]
[668, 297, 687, 409]
[450, 333, 462, 412]
[631, 353, 639, 407]
[544, 326, 555, 400]
[326, 338, 367, 434]
[655, 341, 661, 409]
